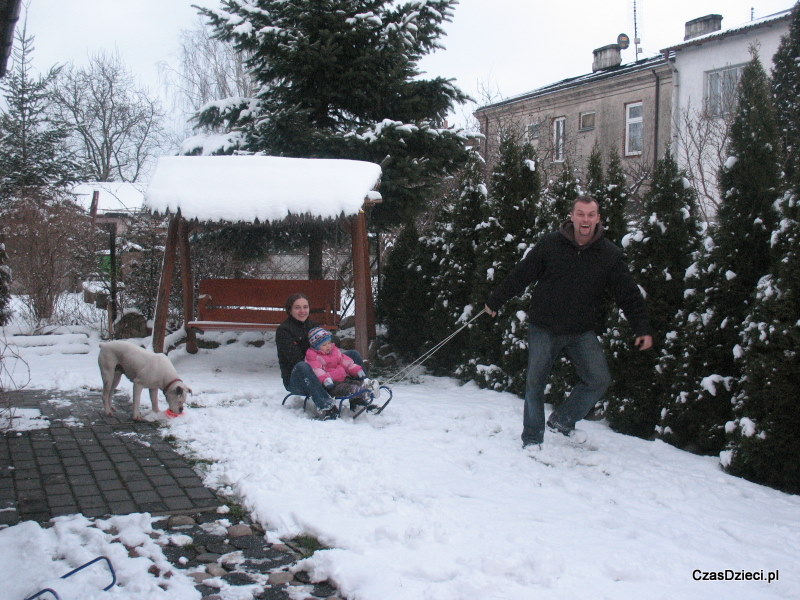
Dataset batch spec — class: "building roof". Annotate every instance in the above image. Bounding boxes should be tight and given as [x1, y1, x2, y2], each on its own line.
[475, 53, 670, 112]
[662, 9, 792, 53]
[143, 155, 382, 223]
[0, 0, 21, 77]
[72, 181, 147, 216]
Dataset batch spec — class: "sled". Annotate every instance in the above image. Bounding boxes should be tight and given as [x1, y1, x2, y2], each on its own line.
[25, 555, 117, 600]
[282, 384, 393, 419]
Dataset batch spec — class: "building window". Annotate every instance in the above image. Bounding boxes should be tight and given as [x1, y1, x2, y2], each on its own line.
[553, 116, 566, 162]
[527, 121, 541, 141]
[625, 102, 643, 156]
[579, 112, 596, 131]
[706, 65, 744, 117]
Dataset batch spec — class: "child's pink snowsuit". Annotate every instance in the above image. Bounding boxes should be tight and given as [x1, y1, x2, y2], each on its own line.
[305, 344, 365, 388]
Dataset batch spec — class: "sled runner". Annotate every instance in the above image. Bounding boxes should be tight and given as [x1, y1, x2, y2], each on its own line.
[282, 384, 393, 419]
[25, 555, 117, 599]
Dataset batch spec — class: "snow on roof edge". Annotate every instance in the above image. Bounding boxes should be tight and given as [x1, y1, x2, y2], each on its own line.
[143, 155, 382, 224]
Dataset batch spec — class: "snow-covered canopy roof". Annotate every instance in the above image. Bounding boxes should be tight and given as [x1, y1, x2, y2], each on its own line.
[72, 181, 146, 214]
[144, 155, 382, 223]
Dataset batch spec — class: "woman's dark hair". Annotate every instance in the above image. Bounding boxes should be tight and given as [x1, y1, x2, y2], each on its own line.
[285, 293, 310, 313]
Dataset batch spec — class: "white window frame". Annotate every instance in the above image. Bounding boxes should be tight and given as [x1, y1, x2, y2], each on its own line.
[579, 111, 596, 131]
[625, 102, 643, 157]
[705, 64, 744, 118]
[552, 116, 566, 162]
[527, 121, 541, 141]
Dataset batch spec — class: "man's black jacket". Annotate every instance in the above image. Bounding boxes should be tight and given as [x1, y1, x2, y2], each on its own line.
[486, 222, 651, 336]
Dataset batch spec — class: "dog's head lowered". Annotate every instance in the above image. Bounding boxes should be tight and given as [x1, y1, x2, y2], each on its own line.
[164, 381, 192, 415]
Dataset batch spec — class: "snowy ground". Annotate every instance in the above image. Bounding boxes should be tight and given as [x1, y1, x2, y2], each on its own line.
[2, 318, 799, 599]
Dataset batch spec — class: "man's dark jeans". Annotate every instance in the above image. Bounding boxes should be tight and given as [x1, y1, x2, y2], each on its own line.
[522, 325, 611, 446]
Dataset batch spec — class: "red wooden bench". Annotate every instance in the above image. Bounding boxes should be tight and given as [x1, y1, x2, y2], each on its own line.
[186, 278, 341, 333]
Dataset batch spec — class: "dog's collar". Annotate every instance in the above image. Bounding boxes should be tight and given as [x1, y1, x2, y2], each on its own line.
[163, 378, 183, 393]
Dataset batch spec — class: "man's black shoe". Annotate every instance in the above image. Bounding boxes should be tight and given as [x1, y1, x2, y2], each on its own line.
[546, 416, 588, 444]
[546, 417, 572, 436]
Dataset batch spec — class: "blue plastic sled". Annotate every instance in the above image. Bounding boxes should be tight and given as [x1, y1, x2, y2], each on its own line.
[25, 555, 116, 600]
[282, 384, 393, 419]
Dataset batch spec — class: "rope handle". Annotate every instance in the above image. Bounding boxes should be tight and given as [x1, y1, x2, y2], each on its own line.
[383, 309, 486, 385]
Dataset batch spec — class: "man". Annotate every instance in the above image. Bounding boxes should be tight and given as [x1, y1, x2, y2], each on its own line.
[484, 195, 652, 449]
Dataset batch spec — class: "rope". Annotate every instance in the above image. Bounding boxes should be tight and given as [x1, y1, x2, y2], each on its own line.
[382, 309, 486, 385]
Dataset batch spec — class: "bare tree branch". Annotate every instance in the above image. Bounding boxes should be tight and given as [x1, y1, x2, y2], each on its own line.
[52, 50, 169, 182]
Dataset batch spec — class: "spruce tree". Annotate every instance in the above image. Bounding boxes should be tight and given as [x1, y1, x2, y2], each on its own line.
[378, 221, 429, 360]
[493, 142, 540, 395]
[601, 149, 630, 246]
[725, 190, 800, 493]
[0, 25, 80, 200]
[196, 0, 470, 228]
[585, 144, 604, 199]
[605, 151, 703, 438]
[772, 2, 800, 187]
[659, 49, 782, 454]
[462, 136, 538, 391]
[725, 5, 800, 493]
[537, 163, 579, 232]
[416, 150, 487, 373]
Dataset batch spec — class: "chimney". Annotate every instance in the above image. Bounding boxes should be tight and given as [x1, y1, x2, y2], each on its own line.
[684, 14, 723, 41]
[592, 44, 622, 72]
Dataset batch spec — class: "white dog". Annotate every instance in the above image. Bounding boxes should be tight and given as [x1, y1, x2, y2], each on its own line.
[98, 341, 191, 420]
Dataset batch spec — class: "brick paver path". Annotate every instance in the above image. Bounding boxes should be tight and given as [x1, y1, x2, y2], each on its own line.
[1, 389, 219, 525]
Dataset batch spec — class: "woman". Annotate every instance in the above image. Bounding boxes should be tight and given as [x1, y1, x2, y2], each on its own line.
[276, 293, 364, 420]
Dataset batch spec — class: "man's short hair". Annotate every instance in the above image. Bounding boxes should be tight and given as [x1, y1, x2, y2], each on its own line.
[572, 195, 600, 212]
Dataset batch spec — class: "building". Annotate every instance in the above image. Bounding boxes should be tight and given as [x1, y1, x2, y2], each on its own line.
[474, 5, 793, 210]
[662, 9, 792, 216]
[474, 45, 673, 189]
[0, 0, 21, 77]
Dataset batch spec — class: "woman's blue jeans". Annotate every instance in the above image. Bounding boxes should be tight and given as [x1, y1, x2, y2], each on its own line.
[287, 350, 365, 410]
[522, 325, 611, 446]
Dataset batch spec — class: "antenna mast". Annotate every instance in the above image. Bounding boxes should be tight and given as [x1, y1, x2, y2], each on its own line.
[633, 0, 643, 58]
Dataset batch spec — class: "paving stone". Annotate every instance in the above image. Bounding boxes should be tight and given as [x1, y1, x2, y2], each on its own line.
[167, 514, 197, 527]
[255, 587, 293, 600]
[43, 483, 71, 496]
[268, 572, 294, 585]
[50, 504, 80, 517]
[222, 571, 257, 586]
[97, 477, 125, 491]
[208, 541, 237, 555]
[73, 483, 101, 497]
[187, 487, 218, 501]
[312, 581, 338, 598]
[65, 465, 92, 477]
[138, 501, 168, 513]
[196, 552, 222, 563]
[205, 563, 228, 579]
[228, 524, 253, 537]
[103, 489, 134, 503]
[164, 496, 196, 511]
[15, 478, 43, 491]
[126, 479, 156, 493]
[150, 475, 179, 488]
[39, 464, 66, 475]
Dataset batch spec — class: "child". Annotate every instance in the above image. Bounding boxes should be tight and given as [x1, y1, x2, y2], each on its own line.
[305, 327, 374, 408]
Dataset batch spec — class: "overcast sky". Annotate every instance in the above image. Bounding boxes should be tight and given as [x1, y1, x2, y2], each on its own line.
[22, 0, 796, 127]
